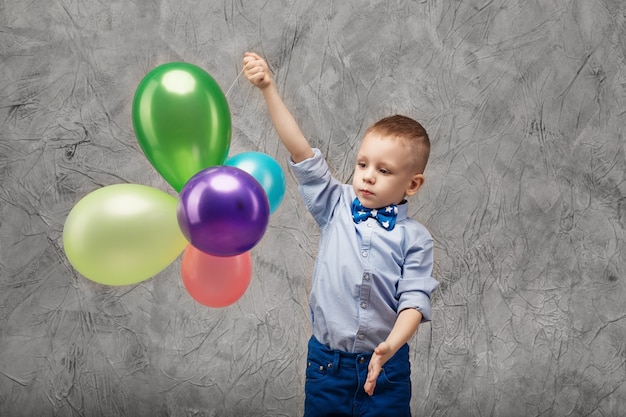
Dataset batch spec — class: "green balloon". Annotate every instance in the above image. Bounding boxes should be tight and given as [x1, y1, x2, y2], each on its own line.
[132, 62, 231, 192]
[63, 184, 188, 286]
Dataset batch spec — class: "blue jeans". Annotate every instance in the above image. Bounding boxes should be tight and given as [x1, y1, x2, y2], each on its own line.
[304, 336, 412, 417]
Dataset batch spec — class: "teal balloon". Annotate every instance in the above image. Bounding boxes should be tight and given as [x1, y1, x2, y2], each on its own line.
[132, 62, 231, 192]
[225, 151, 286, 214]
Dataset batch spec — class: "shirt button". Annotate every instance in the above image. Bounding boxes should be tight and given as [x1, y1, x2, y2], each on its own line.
[360, 302, 367, 309]
[364, 274, 370, 280]
[358, 333, 365, 340]
[361, 251, 368, 257]
[367, 223, 372, 228]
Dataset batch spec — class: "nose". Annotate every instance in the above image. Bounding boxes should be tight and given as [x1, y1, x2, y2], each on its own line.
[362, 168, 375, 184]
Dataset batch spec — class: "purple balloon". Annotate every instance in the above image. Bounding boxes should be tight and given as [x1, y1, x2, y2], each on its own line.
[177, 166, 270, 257]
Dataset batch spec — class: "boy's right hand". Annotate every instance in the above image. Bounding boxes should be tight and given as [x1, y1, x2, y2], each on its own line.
[243, 52, 272, 90]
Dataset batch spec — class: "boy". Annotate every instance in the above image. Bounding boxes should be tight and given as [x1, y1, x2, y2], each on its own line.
[243, 52, 439, 417]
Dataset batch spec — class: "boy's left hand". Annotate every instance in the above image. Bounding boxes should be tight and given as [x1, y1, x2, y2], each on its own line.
[243, 52, 272, 90]
[364, 341, 393, 396]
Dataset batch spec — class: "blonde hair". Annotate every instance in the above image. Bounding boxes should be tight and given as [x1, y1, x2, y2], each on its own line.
[365, 114, 430, 174]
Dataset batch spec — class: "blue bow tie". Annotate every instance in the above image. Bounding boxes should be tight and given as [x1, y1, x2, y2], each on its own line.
[351, 198, 398, 231]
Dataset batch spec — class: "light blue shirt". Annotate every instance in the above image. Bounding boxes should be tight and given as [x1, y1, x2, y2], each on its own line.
[290, 149, 439, 352]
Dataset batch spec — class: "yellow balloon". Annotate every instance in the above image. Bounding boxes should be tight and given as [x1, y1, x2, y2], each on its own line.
[63, 184, 188, 286]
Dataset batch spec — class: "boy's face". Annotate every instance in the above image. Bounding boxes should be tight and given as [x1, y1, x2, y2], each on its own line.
[352, 133, 425, 209]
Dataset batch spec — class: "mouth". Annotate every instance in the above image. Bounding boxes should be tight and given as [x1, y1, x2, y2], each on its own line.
[360, 189, 374, 197]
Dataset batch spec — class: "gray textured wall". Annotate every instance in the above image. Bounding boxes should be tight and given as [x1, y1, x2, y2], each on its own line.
[1, 0, 625, 416]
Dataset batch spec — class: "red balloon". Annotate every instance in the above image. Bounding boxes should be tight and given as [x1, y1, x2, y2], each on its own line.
[181, 244, 252, 307]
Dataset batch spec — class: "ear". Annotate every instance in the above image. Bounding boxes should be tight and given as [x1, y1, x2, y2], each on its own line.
[405, 173, 425, 197]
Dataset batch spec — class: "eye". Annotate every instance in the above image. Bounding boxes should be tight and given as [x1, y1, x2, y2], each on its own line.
[357, 162, 366, 168]
[379, 168, 390, 174]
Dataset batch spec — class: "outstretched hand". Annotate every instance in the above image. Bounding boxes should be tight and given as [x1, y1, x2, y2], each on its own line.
[364, 308, 423, 396]
[364, 341, 394, 396]
[243, 52, 272, 89]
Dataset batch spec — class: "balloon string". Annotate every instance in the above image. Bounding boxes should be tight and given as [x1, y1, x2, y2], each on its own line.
[225, 67, 244, 98]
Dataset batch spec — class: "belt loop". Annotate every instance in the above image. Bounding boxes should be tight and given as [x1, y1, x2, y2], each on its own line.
[328, 350, 340, 374]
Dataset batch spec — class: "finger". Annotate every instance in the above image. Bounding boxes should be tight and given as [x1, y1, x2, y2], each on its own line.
[248, 73, 268, 86]
[247, 68, 266, 82]
[365, 365, 380, 384]
[244, 65, 263, 79]
[243, 51, 257, 59]
[243, 59, 261, 71]
[243, 52, 262, 65]
[367, 367, 380, 383]
[246, 63, 265, 75]
[242, 54, 253, 67]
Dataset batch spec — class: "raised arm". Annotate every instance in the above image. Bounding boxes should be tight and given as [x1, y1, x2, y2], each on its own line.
[243, 52, 314, 163]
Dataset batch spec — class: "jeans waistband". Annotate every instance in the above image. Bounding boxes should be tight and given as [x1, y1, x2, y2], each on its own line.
[307, 336, 409, 373]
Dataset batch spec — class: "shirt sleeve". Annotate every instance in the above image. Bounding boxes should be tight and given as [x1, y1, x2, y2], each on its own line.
[396, 235, 439, 322]
[290, 148, 344, 229]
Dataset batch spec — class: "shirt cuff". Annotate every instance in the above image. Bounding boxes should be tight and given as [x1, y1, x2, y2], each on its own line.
[289, 148, 325, 184]
[397, 276, 439, 322]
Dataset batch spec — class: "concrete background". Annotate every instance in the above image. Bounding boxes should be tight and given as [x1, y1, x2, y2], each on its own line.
[1, 0, 626, 415]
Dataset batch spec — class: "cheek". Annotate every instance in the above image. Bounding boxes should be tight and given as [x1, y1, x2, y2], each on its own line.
[388, 178, 408, 195]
